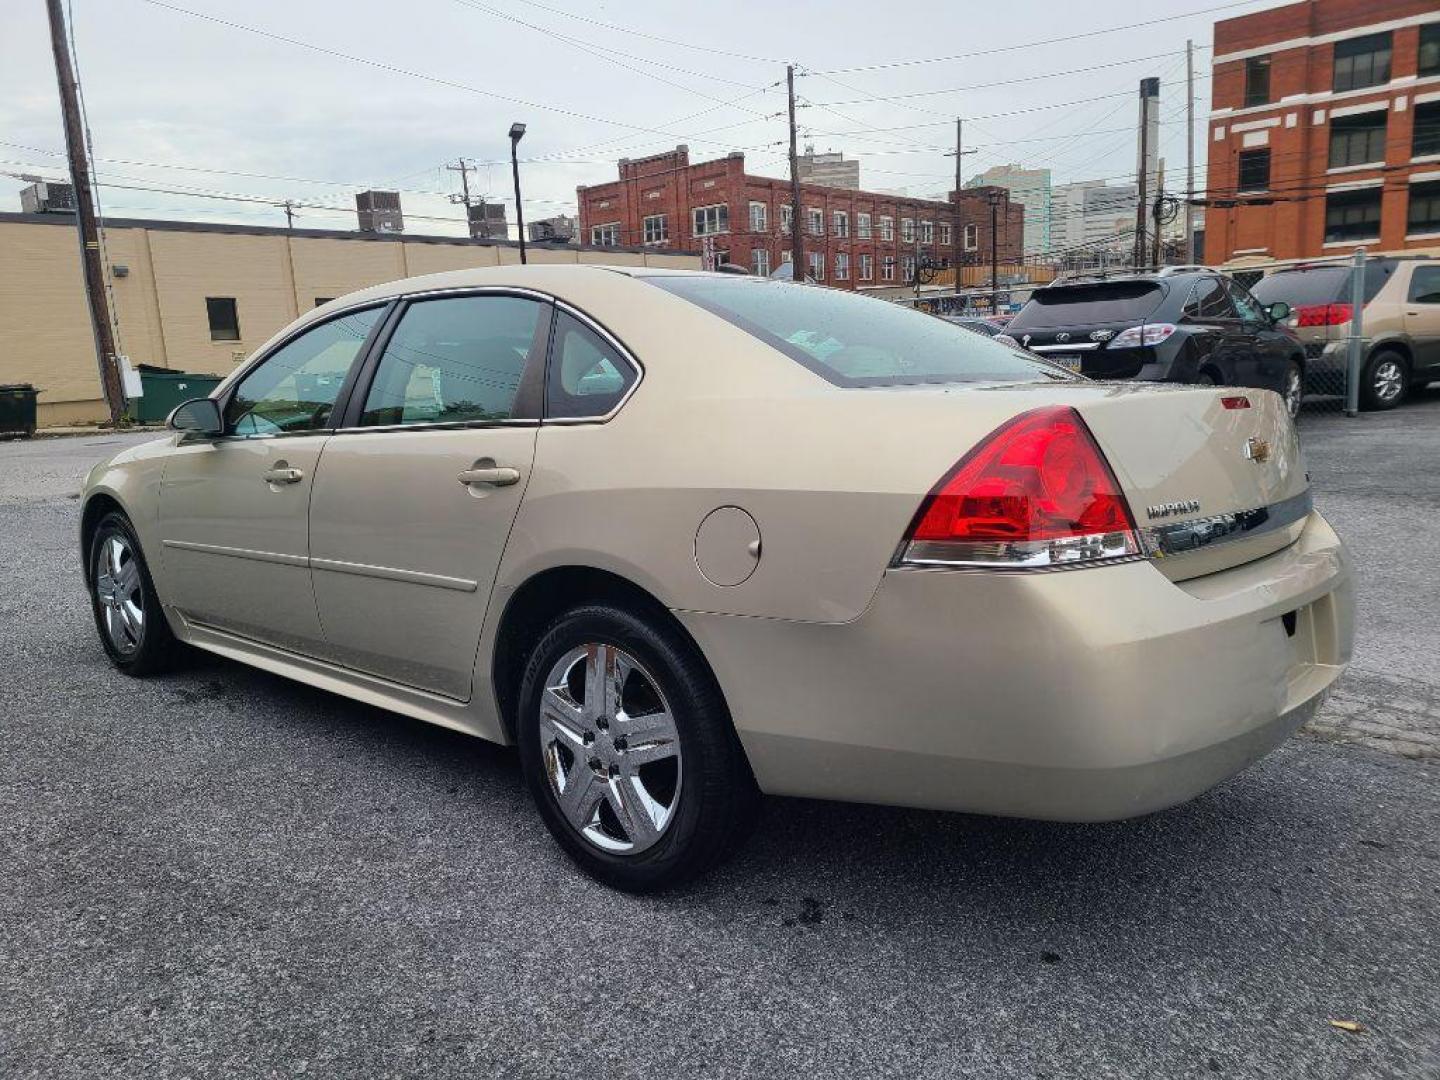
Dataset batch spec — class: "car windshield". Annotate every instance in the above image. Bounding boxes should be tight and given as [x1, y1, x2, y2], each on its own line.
[1008, 281, 1167, 329]
[1250, 263, 1392, 306]
[642, 275, 1062, 387]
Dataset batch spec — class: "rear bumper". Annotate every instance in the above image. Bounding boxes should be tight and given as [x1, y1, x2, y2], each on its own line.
[678, 510, 1353, 821]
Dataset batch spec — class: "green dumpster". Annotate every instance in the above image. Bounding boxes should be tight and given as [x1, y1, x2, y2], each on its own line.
[0, 384, 40, 438]
[129, 367, 223, 424]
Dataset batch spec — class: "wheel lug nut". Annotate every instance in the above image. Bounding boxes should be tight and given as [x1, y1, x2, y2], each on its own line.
[596, 716, 609, 731]
[588, 757, 602, 772]
[582, 731, 595, 746]
[613, 737, 627, 752]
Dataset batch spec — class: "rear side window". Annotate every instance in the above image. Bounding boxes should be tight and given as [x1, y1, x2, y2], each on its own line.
[546, 311, 637, 418]
[361, 295, 543, 426]
[644, 276, 1060, 387]
[1009, 282, 1167, 329]
[1183, 278, 1237, 319]
[1250, 263, 1394, 306]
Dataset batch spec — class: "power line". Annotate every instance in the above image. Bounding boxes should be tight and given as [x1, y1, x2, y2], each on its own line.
[504, 0, 786, 64]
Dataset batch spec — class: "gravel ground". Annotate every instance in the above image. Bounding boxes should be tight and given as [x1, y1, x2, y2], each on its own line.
[1, 414, 1437, 1080]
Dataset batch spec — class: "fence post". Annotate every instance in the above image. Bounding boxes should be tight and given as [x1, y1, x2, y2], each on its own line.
[1345, 247, 1366, 417]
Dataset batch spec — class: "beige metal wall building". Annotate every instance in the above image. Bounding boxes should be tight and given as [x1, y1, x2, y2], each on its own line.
[0, 212, 699, 427]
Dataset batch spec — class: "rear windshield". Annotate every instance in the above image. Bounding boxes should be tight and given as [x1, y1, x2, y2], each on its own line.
[642, 276, 1065, 387]
[1250, 263, 1393, 306]
[1007, 281, 1166, 329]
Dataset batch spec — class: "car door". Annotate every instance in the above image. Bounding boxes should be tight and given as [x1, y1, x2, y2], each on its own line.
[1225, 277, 1290, 395]
[1403, 264, 1440, 377]
[157, 305, 387, 653]
[1180, 277, 1243, 383]
[305, 291, 550, 700]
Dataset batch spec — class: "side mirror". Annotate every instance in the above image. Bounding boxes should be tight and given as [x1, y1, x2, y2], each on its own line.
[1266, 301, 1292, 323]
[167, 397, 223, 436]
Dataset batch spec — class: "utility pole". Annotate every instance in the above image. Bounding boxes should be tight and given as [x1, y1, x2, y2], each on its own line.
[1151, 159, 1166, 268]
[1134, 77, 1159, 269]
[948, 117, 976, 296]
[45, 0, 123, 423]
[1185, 39, 1196, 263]
[447, 157, 481, 239]
[787, 64, 805, 281]
[988, 189, 1002, 313]
[282, 200, 296, 230]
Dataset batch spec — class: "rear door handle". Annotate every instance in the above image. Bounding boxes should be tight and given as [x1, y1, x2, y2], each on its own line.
[458, 464, 521, 487]
[263, 466, 304, 485]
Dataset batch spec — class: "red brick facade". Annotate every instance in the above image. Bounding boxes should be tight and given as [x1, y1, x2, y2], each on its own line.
[1206, 0, 1440, 263]
[576, 146, 1023, 289]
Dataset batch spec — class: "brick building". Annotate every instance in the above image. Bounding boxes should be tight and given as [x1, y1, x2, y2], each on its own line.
[576, 146, 1023, 290]
[1206, 0, 1440, 263]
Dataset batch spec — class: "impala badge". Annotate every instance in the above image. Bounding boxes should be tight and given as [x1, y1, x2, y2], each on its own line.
[1243, 436, 1271, 463]
[1146, 499, 1202, 520]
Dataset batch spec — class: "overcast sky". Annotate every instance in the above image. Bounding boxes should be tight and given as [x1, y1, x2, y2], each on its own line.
[1, 0, 1272, 246]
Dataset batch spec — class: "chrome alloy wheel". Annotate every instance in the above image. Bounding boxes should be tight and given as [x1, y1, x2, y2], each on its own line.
[95, 534, 144, 655]
[1372, 358, 1405, 403]
[538, 643, 682, 855]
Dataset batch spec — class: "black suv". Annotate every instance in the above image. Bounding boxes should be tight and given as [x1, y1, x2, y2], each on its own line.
[1002, 269, 1306, 416]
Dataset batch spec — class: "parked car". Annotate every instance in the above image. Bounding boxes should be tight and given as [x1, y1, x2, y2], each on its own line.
[939, 315, 1003, 337]
[1248, 256, 1440, 410]
[80, 266, 1353, 891]
[1001, 269, 1306, 417]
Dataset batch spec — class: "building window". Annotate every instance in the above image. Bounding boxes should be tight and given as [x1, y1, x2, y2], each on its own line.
[1410, 180, 1440, 235]
[901, 255, 916, 283]
[1332, 32, 1391, 93]
[856, 212, 872, 239]
[939, 224, 952, 246]
[206, 297, 240, 341]
[963, 223, 978, 251]
[859, 253, 873, 280]
[1243, 56, 1271, 108]
[643, 214, 668, 244]
[921, 220, 934, 244]
[1415, 101, 1440, 158]
[1324, 188, 1382, 243]
[749, 201, 767, 233]
[781, 247, 793, 264]
[881, 256, 896, 281]
[1421, 23, 1440, 78]
[692, 204, 729, 236]
[591, 222, 620, 246]
[901, 218, 915, 242]
[808, 251, 824, 280]
[1237, 149, 1270, 192]
[833, 210, 849, 238]
[834, 252, 850, 280]
[780, 204, 793, 234]
[806, 208, 823, 236]
[879, 216, 894, 241]
[752, 247, 771, 276]
[1329, 111, 1387, 168]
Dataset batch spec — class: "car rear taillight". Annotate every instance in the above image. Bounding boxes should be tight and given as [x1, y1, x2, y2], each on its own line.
[898, 406, 1142, 569]
[1293, 302, 1352, 327]
[1221, 396, 1251, 410]
[1109, 323, 1177, 348]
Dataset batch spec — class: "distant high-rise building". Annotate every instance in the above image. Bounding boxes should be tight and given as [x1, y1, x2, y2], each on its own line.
[467, 201, 508, 240]
[966, 164, 1051, 257]
[355, 190, 403, 233]
[1050, 179, 1138, 261]
[797, 146, 860, 190]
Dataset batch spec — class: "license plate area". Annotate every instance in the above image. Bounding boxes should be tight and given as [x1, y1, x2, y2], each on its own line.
[1050, 354, 1083, 373]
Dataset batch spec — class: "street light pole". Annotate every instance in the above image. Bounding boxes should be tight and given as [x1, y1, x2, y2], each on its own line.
[509, 122, 527, 264]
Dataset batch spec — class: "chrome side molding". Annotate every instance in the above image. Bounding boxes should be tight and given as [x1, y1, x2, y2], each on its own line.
[1141, 490, 1313, 558]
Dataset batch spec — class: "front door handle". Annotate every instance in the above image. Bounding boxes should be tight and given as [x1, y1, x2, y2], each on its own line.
[263, 465, 304, 485]
[458, 463, 521, 487]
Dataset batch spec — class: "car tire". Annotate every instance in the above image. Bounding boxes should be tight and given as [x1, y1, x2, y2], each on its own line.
[1282, 359, 1304, 419]
[1195, 371, 1219, 386]
[1360, 349, 1408, 411]
[516, 602, 758, 892]
[88, 511, 182, 676]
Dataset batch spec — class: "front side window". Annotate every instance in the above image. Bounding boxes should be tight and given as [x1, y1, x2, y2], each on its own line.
[1325, 188, 1382, 242]
[360, 295, 542, 426]
[226, 306, 383, 435]
[749, 201, 767, 233]
[1225, 279, 1265, 321]
[856, 212, 872, 239]
[1421, 23, 1440, 78]
[591, 222, 620, 246]
[643, 275, 1062, 388]
[546, 311, 637, 420]
[1410, 180, 1440, 235]
[1328, 111, 1387, 168]
[207, 297, 240, 342]
[1409, 264, 1440, 304]
[1238, 149, 1271, 192]
[692, 204, 729, 236]
[1332, 32, 1392, 93]
[642, 214, 668, 244]
[1414, 101, 1440, 158]
[1244, 56, 1271, 107]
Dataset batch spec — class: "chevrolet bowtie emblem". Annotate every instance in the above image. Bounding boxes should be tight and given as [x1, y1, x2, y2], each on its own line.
[1243, 436, 1271, 463]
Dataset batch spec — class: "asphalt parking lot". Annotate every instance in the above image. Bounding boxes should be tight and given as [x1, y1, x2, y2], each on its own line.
[2, 397, 1438, 1079]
